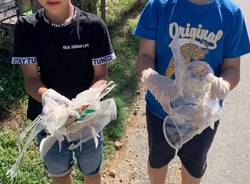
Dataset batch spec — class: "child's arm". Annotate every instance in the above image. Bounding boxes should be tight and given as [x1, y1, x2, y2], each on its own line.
[137, 38, 156, 76]
[138, 38, 179, 114]
[21, 64, 47, 103]
[89, 16, 116, 89]
[13, 18, 50, 104]
[220, 57, 240, 91]
[90, 64, 108, 88]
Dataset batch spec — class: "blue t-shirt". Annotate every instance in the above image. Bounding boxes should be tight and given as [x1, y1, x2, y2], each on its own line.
[134, 0, 250, 119]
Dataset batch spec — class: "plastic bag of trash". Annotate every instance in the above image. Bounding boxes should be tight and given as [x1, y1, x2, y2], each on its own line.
[162, 37, 222, 150]
[7, 81, 117, 177]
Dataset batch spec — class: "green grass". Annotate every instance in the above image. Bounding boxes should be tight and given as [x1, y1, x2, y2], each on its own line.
[0, 63, 26, 109]
[0, 0, 146, 183]
[0, 129, 49, 184]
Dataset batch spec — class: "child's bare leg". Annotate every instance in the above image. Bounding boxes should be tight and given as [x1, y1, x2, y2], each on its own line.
[53, 173, 73, 184]
[84, 171, 101, 184]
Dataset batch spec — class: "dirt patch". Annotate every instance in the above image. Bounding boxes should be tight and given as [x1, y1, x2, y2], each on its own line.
[102, 85, 181, 184]
[0, 105, 27, 130]
[0, 107, 11, 121]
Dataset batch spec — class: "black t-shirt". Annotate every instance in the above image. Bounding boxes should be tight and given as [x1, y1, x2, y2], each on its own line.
[12, 7, 116, 120]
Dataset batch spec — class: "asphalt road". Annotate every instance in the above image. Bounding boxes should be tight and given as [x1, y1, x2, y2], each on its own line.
[202, 0, 250, 183]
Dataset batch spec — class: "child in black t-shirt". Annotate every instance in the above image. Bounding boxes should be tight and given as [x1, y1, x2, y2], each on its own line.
[13, 0, 116, 183]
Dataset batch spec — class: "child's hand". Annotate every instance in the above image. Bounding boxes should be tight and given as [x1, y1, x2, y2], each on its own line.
[206, 73, 230, 100]
[42, 89, 72, 114]
[142, 68, 179, 115]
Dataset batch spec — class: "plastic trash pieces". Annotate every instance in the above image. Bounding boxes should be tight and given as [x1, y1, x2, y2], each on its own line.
[162, 37, 222, 150]
[7, 81, 117, 177]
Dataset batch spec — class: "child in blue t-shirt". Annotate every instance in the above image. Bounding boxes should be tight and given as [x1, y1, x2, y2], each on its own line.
[134, 0, 250, 183]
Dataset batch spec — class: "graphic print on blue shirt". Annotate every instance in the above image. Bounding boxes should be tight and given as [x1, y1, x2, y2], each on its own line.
[134, 0, 250, 119]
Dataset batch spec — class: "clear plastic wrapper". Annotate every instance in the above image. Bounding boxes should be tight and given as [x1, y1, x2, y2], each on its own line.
[181, 61, 213, 103]
[67, 98, 117, 149]
[163, 97, 222, 149]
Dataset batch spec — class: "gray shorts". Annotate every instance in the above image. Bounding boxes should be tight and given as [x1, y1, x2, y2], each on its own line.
[37, 130, 103, 177]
